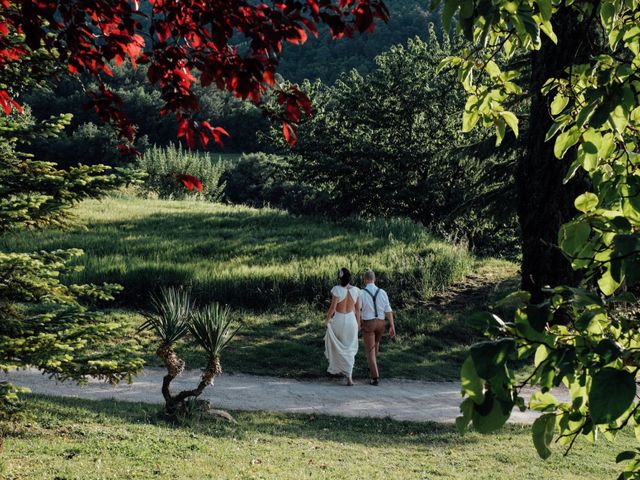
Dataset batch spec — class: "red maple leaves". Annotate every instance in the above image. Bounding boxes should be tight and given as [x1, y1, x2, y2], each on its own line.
[0, 0, 388, 148]
[174, 173, 204, 193]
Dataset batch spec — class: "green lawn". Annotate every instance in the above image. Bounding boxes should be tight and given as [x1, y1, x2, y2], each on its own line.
[3, 196, 518, 380]
[1, 197, 472, 309]
[1, 395, 630, 480]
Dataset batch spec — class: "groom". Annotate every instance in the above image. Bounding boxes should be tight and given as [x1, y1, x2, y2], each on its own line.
[359, 270, 395, 386]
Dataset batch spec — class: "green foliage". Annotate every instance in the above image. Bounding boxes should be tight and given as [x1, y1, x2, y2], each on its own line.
[0, 101, 143, 420]
[443, 0, 640, 475]
[189, 303, 239, 358]
[268, 29, 519, 254]
[136, 144, 230, 201]
[140, 287, 192, 346]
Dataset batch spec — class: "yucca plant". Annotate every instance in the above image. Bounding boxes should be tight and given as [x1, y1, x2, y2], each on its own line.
[189, 303, 239, 387]
[141, 288, 239, 417]
[140, 287, 192, 378]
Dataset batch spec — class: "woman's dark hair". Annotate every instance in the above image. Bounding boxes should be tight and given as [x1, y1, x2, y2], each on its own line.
[338, 267, 351, 287]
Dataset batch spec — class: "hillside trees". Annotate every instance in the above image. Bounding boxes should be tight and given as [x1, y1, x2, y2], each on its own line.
[440, 0, 640, 476]
[268, 28, 520, 252]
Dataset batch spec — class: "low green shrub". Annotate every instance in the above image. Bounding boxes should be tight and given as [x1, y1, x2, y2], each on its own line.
[220, 152, 331, 215]
[136, 144, 230, 201]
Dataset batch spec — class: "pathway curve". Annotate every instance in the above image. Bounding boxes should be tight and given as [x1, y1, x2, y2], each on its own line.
[3, 368, 557, 424]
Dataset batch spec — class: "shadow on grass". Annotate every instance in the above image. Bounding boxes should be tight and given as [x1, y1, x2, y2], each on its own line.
[3, 203, 471, 309]
[138, 305, 478, 381]
[20, 394, 486, 449]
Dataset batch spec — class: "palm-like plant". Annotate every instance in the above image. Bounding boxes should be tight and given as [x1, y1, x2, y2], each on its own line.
[189, 303, 239, 386]
[140, 287, 192, 377]
[141, 289, 240, 417]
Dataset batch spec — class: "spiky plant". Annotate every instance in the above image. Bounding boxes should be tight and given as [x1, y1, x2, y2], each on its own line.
[189, 303, 239, 386]
[140, 287, 192, 377]
[141, 289, 239, 417]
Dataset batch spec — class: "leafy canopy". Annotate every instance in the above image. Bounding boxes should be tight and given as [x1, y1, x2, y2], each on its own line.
[0, 0, 389, 149]
[438, 0, 640, 477]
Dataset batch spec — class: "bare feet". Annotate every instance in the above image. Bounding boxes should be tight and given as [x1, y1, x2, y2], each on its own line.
[346, 377, 354, 386]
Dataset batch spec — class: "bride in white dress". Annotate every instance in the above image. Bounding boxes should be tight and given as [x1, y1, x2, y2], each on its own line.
[324, 267, 361, 386]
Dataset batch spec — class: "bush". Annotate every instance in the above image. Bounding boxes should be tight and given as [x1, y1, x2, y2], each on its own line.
[221, 152, 331, 214]
[137, 144, 230, 201]
[26, 120, 149, 168]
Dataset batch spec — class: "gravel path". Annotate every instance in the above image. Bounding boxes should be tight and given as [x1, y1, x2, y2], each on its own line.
[3, 368, 553, 424]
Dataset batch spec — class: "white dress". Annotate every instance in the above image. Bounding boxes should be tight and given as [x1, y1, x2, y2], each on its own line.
[324, 285, 360, 377]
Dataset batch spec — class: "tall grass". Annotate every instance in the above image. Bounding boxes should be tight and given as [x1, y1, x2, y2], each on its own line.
[136, 144, 234, 201]
[2, 197, 473, 309]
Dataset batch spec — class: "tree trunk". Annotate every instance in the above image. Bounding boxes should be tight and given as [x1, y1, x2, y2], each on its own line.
[519, 9, 595, 302]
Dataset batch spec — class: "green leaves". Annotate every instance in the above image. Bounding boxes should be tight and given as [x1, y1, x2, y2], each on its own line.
[558, 221, 591, 258]
[444, 0, 640, 474]
[532, 414, 556, 459]
[461, 356, 484, 403]
[574, 192, 599, 213]
[553, 127, 580, 159]
[589, 368, 637, 425]
[470, 339, 516, 379]
[471, 391, 512, 433]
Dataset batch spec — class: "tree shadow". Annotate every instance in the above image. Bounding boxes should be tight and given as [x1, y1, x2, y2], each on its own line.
[3, 208, 410, 309]
[21, 394, 487, 449]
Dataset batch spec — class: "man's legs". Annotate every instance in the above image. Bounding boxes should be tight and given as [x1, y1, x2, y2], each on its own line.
[363, 320, 385, 380]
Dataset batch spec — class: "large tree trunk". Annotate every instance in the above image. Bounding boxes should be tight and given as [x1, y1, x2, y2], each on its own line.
[519, 9, 595, 302]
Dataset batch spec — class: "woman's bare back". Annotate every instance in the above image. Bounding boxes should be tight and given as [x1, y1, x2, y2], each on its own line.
[335, 286, 358, 314]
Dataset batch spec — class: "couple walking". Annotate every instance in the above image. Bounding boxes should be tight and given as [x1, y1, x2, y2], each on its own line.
[324, 268, 396, 386]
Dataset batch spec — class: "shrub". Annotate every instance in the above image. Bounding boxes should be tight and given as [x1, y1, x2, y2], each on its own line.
[136, 144, 230, 201]
[221, 152, 331, 215]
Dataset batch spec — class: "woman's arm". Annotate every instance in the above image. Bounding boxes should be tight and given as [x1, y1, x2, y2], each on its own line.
[355, 297, 362, 330]
[325, 296, 338, 326]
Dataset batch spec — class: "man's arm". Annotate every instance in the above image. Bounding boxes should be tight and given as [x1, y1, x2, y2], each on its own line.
[386, 311, 395, 337]
[382, 291, 395, 337]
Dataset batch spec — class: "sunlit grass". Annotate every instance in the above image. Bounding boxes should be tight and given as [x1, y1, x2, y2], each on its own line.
[3, 196, 473, 309]
[1, 395, 630, 479]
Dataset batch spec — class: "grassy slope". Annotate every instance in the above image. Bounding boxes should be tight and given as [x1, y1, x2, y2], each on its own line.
[3, 197, 472, 309]
[4, 196, 517, 380]
[2, 396, 630, 480]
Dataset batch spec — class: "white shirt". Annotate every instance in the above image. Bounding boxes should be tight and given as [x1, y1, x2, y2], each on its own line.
[359, 283, 392, 320]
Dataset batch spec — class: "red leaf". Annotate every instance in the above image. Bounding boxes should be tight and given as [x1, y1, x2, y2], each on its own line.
[286, 26, 308, 45]
[282, 121, 297, 147]
[175, 174, 203, 193]
[0, 90, 22, 115]
[185, 126, 196, 149]
[285, 102, 301, 122]
[263, 69, 275, 86]
[177, 116, 189, 138]
[307, 0, 320, 15]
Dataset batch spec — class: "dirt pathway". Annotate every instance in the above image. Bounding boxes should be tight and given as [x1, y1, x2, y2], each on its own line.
[4, 368, 553, 424]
